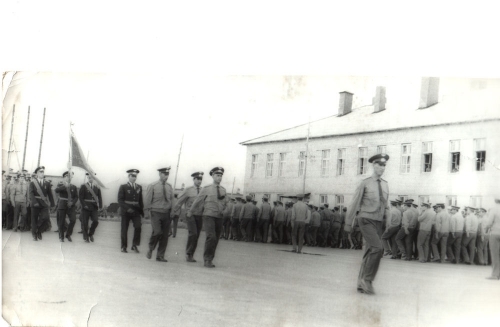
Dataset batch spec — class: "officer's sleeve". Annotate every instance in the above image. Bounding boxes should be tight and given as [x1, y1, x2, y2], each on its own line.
[118, 185, 131, 211]
[291, 205, 296, 221]
[173, 189, 189, 212]
[138, 186, 144, 211]
[79, 185, 85, 207]
[345, 181, 364, 228]
[47, 184, 55, 207]
[144, 184, 154, 210]
[239, 205, 245, 220]
[188, 187, 207, 216]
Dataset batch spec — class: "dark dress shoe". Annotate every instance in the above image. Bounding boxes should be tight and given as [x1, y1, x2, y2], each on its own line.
[156, 257, 168, 262]
[60, 238, 64, 242]
[14, 228, 18, 232]
[186, 255, 196, 262]
[33, 237, 38, 241]
[131, 245, 139, 253]
[359, 279, 375, 295]
[204, 260, 215, 268]
[146, 250, 152, 259]
[54, 230, 59, 232]
[85, 239, 90, 243]
[78, 231, 83, 234]
[121, 248, 128, 253]
[37, 232, 42, 240]
[89, 235, 94, 242]
[66, 235, 72, 242]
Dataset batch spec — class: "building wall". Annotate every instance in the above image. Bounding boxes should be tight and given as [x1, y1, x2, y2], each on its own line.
[242, 119, 500, 209]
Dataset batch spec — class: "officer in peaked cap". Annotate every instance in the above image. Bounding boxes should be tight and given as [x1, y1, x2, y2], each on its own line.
[144, 167, 173, 262]
[118, 169, 144, 253]
[79, 172, 103, 243]
[345, 153, 390, 295]
[54, 171, 78, 242]
[173, 171, 205, 262]
[29, 166, 55, 240]
[188, 167, 229, 268]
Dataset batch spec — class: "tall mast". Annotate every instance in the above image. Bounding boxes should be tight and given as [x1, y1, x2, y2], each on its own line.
[231, 177, 236, 194]
[21, 106, 30, 171]
[173, 134, 184, 191]
[302, 116, 311, 195]
[68, 122, 73, 183]
[7, 104, 15, 172]
[37, 107, 46, 167]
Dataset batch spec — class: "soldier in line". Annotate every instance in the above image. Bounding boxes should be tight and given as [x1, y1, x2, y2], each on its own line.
[118, 169, 144, 253]
[339, 207, 350, 249]
[381, 200, 402, 258]
[291, 194, 310, 253]
[272, 201, 286, 244]
[483, 196, 500, 280]
[25, 172, 32, 231]
[79, 172, 103, 243]
[252, 200, 259, 242]
[476, 208, 488, 265]
[239, 195, 256, 242]
[416, 202, 435, 263]
[230, 197, 243, 241]
[395, 201, 418, 260]
[6, 174, 17, 230]
[256, 196, 272, 243]
[306, 204, 321, 246]
[330, 206, 342, 248]
[447, 206, 464, 264]
[54, 171, 78, 242]
[29, 166, 55, 241]
[221, 197, 234, 240]
[431, 204, 450, 263]
[11, 173, 29, 232]
[461, 207, 479, 265]
[285, 202, 293, 244]
[187, 167, 229, 268]
[173, 172, 204, 262]
[319, 203, 333, 247]
[170, 194, 181, 238]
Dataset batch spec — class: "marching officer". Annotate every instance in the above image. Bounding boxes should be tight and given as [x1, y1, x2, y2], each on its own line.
[187, 167, 230, 268]
[118, 169, 144, 253]
[291, 194, 311, 253]
[345, 154, 390, 295]
[11, 173, 29, 232]
[29, 166, 55, 241]
[79, 172, 103, 243]
[173, 171, 204, 262]
[54, 171, 78, 242]
[483, 196, 500, 280]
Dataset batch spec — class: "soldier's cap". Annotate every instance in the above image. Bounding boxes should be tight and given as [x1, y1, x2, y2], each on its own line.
[390, 200, 399, 205]
[277, 201, 283, 205]
[22, 169, 28, 173]
[368, 153, 390, 165]
[324, 203, 329, 208]
[235, 196, 242, 200]
[394, 199, 403, 203]
[479, 208, 486, 212]
[63, 171, 70, 178]
[334, 206, 340, 210]
[262, 196, 268, 200]
[407, 199, 415, 202]
[34, 166, 45, 173]
[245, 195, 253, 201]
[421, 202, 431, 207]
[86, 172, 97, 176]
[252, 200, 257, 204]
[191, 172, 204, 179]
[412, 204, 418, 208]
[307, 203, 313, 208]
[403, 200, 413, 206]
[435, 203, 445, 208]
[127, 169, 140, 176]
[158, 167, 171, 174]
[210, 167, 224, 176]
[451, 206, 460, 210]
[296, 193, 305, 199]
[17, 174, 26, 178]
[466, 206, 476, 211]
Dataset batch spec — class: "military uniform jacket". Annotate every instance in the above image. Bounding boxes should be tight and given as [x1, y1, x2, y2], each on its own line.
[55, 183, 78, 210]
[231, 202, 243, 220]
[118, 182, 144, 216]
[258, 202, 272, 220]
[173, 185, 203, 216]
[188, 183, 229, 219]
[239, 202, 257, 220]
[29, 179, 55, 208]
[11, 182, 28, 204]
[79, 183, 103, 211]
[418, 208, 436, 231]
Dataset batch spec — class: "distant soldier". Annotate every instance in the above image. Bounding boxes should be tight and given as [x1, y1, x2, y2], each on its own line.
[252, 200, 259, 242]
[291, 194, 311, 254]
[306, 204, 321, 246]
[416, 202, 435, 263]
[6, 175, 17, 230]
[319, 204, 333, 247]
[395, 201, 418, 260]
[54, 171, 78, 242]
[272, 201, 286, 244]
[230, 197, 243, 241]
[170, 194, 181, 238]
[2, 171, 8, 228]
[29, 166, 55, 241]
[476, 208, 488, 265]
[25, 173, 33, 231]
[285, 202, 293, 244]
[345, 154, 390, 295]
[118, 169, 144, 253]
[483, 196, 500, 280]
[79, 172, 103, 243]
[11, 173, 29, 232]
[187, 167, 229, 268]
[145, 167, 173, 262]
[173, 172, 204, 262]
[330, 206, 342, 248]
[239, 195, 256, 242]
[339, 207, 349, 249]
[447, 206, 464, 264]
[431, 204, 450, 263]
[381, 200, 402, 258]
[461, 207, 479, 265]
[221, 198, 235, 240]
[256, 196, 272, 243]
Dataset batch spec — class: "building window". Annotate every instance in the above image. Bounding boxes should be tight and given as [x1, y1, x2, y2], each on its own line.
[474, 138, 486, 171]
[450, 140, 460, 173]
[337, 148, 346, 175]
[320, 194, 328, 205]
[277, 194, 284, 202]
[470, 196, 482, 208]
[377, 145, 387, 154]
[264, 193, 271, 202]
[400, 144, 411, 173]
[358, 147, 368, 175]
[251, 154, 258, 177]
[422, 142, 433, 172]
[335, 195, 344, 210]
[398, 195, 408, 203]
[321, 149, 330, 177]
[446, 195, 457, 207]
[298, 151, 305, 176]
[266, 153, 274, 177]
[278, 153, 287, 177]
[418, 195, 429, 207]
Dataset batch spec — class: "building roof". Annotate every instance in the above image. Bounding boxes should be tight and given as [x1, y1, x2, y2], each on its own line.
[241, 88, 500, 145]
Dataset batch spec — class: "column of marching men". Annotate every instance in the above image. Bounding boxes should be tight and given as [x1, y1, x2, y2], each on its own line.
[2, 166, 499, 276]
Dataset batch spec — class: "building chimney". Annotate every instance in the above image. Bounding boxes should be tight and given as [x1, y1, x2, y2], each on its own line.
[419, 77, 440, 109]
[372, 86, 386, 113]
[338, 91, 353, 116]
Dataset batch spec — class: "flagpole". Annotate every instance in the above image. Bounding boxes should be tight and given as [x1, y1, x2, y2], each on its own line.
[37, 107, 46, 167]
[173, 134, 184, 191]
[21, 106, 30, 171]
[231, 177, 235, 194]
[7, 104, 15, 172]
[68, 122, 73, 184]
[302, 116, 311, 195]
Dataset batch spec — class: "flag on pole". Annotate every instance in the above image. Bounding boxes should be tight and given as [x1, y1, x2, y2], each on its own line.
[70, 132, 106, 188]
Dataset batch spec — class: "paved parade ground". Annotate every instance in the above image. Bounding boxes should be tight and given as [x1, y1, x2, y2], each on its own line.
[2, 219, 500, 327]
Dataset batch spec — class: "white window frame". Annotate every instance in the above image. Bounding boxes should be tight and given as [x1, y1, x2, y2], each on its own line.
[251, 154, 258, 177]
[320, 194, 328, 205]
[418, 195, 429, 207]
[474, 138, 486, 172]
[398, 195, 408, 203]
[266, 153, 274, 178]
[298, 151, 305, 177]
[264, 193, 271, 202]
[400, 144, 411, 173]
[321, 149, 330, 177]
[377, 145, 387, 154]
[358, 147, 368, 175]
[335, 195, 344, 209]
[337, 148, 346, 176]
[446, 195, 458, 207]
[470, 196, 482, 208]
[422, 141, 433, 173]
[278, 152, 287, 177]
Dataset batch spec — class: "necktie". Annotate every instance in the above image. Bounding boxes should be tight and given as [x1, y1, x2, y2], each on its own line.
[162, 181, 168, 201]
[377, 179, 385, 208]
[197, 187, 200, 195]
[216, 186, 221, 199]
[67, 184, 72, 203]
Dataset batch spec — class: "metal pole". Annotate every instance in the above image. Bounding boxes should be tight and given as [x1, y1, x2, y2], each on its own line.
[231, 177, 236, 195]
[302, 116, 311, 195]
[173, 134, 184, 191]
[7, 104, 15, 172]
[37, 107, 46, 167]
[21, 106, 30, 171]
[68, 122, 73, 184]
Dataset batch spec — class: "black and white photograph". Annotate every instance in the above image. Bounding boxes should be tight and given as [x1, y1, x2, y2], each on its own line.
[2, 1, 500, 327]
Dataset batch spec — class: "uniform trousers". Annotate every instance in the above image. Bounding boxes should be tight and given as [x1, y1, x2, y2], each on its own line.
[230, 218, 241, 240]
[121, 212, 141, 248]
[417, 230, 431, 262]
[447, 232, 463, 262]
[13, 202, 27, 230]
[461, 232, 477, 264]
[489, 234, 500, 278]
[186, 215, 203, 256]
[330, 222, 342, 247]
[2, 199, 7, 227]
[395, 228, 416, 258]
[31, 206, 51, 237]
[6, 203, 14, 229]
[381, 226, 400, 255]
[476, 235, 486, 265]
[256, 219, 269, 242]
[25, 206, 31, 230]
[81, 208, 99, 241]
[320, 221, 330, 246]
[273, 221, 284, 243]
[171, 215, 179, 237]
[57, 206, 77, 240]
[292, 221, 306, 252]
[203, 216, 223, 262]
[306, 225, 319, 246]
[431, 232, 448, 262]
[222, 216, 231, 239]
[358, 218, 384, 283]
[149, 210, 171, 259]
[240, 218, 253, 241]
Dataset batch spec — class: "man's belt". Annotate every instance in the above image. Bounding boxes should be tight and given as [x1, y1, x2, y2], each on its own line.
[59, 197, 68, 200]
[84, 199, 96, 202]
[125, 201, 139, 205]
